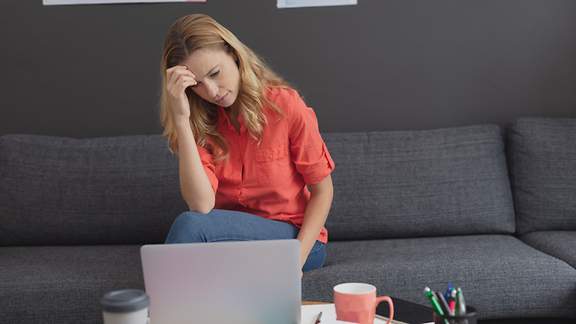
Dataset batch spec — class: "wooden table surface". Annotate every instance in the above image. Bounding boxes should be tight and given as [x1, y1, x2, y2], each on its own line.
[302, 301, 327, 305]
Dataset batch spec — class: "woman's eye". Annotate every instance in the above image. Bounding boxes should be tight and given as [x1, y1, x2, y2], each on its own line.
[210, 71, 220, 77]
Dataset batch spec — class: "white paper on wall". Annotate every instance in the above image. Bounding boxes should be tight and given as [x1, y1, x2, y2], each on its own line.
[43, 0, 205, 5]
[277, 0, 357, 9]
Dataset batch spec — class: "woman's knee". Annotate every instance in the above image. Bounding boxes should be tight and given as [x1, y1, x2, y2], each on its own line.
[302, 242, 327, 272]
[165, 211, 211, 243]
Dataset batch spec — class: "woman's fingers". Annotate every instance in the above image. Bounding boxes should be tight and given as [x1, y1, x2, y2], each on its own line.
[179, 79, 197, 93]
[175, 73, 197, 87]
[166, 66, 196, 86]
[166, 66, 197, 96]
[166, 66, 184, 84]
[172, 75, 197, 96]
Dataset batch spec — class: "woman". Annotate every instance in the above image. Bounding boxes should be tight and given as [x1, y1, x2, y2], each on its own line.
[159, 14, 335, 274]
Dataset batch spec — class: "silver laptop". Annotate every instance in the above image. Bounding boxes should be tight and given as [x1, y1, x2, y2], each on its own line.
[141, 239, 301, 324]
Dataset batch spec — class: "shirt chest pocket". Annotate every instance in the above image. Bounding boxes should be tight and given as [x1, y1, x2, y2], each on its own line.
[255, 145, 289, 162]
[253, 144, 290, 185]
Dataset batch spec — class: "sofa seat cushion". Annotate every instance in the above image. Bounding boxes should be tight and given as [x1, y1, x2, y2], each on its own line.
[520, 231, 576, 269]
[302, 235, 576, 319]
[3, 238, 576, 323]
[0, 245, 144, 324]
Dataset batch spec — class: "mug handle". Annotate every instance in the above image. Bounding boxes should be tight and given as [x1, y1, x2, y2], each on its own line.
[374, 295, 394, 324]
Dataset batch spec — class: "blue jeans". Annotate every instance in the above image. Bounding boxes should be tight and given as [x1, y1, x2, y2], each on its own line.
[164, 209, 327, 272]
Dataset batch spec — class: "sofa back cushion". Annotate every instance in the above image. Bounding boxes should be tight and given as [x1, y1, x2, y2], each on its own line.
[508, 117, 576, 234]
[323, 124, 515, 240]
[1, 124, 516, 245]
[0, 134, 186, 246]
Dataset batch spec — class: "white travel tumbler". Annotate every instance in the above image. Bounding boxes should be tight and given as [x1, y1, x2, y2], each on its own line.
[101, 289, 150, 324]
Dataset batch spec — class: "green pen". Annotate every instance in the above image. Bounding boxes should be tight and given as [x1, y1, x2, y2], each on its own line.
[424, 287, 449, 324]
[456, 287, 467, 316]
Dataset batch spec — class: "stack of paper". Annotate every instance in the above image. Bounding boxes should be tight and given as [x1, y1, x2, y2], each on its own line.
[301, 303, 409, 324]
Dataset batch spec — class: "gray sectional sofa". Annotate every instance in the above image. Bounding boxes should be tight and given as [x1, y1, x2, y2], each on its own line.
[1, 117, 575, 323]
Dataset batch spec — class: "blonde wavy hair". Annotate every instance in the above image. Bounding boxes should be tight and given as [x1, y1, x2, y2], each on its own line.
[159, 13, 294, 162]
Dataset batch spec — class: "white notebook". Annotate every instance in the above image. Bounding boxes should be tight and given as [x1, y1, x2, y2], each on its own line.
[301, 303, 409, 324]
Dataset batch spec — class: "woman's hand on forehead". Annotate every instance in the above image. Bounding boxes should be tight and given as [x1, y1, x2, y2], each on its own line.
[167, 65, 196, 78]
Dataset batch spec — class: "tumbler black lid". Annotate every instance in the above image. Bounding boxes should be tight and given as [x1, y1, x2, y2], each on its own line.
[100, 289, 149, 313]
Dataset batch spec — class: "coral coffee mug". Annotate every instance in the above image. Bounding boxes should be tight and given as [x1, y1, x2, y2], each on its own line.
[334, 283, 394, 324]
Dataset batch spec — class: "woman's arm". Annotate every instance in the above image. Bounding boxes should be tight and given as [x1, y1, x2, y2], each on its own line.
[174, 117, 216, 213]
[297, 174, 334, 269]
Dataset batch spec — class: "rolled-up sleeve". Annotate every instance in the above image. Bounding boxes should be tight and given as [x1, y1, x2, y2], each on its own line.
[288, 90, 335, 185]
[197, 144, 219, 193]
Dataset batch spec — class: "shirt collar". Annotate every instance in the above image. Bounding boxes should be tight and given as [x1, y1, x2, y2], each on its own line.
[217, 105, 246, 133]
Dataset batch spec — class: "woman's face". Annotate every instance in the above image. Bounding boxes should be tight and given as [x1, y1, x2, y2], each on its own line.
[181, 46, 240, 108]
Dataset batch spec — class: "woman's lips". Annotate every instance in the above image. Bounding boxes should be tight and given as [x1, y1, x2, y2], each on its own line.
[216, 92, 229, 104]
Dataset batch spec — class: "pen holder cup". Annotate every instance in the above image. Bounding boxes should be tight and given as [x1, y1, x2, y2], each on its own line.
[433, 306, 477, 324]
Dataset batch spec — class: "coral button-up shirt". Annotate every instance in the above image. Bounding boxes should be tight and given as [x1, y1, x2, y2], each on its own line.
[196, 86, 335, 244]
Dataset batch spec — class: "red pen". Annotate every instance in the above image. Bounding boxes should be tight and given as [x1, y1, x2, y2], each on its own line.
[448, 289, 457, 315]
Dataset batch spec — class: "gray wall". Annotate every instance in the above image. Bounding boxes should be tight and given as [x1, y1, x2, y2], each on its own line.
[1, 0, 576, 137]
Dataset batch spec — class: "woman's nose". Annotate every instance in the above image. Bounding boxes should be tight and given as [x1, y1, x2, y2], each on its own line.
[206, 81, 219, 99]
